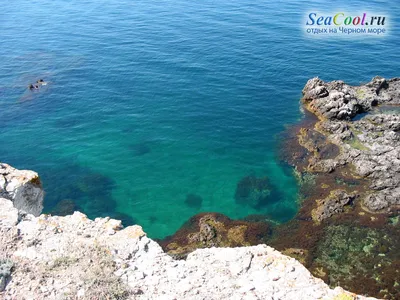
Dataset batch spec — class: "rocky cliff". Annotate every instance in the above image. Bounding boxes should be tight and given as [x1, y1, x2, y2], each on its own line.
[0, 164, 375, 300]
[0, 163, 43, 216]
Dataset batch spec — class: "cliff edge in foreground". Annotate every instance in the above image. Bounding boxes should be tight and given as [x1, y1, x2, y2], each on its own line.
[0, 164, 375, 300]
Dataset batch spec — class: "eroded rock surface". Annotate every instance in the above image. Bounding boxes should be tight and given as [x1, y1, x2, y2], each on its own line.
[312, 190, 356, 222]
[301, 77, 400, 212]
[302, 76, 400, 120]
[0, 163, 44, 216]
[0, 197, 375, 300]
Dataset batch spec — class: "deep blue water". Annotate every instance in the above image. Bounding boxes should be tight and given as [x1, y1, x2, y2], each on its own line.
[1, 0, 399, 238]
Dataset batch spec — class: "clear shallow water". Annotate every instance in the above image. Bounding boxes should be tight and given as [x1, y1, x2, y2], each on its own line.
[1, 0, 399, 238]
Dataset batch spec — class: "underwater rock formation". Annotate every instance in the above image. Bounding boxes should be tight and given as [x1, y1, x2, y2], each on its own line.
[184, 193, 203, 209]
[129, 143, 151, 156]
[50, 199, 78, 216]
[235, 175, 272, 208]
[77, 173, 116, 216]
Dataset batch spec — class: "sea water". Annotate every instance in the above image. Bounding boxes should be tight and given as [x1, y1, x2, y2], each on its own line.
[1, 0, 399, 238]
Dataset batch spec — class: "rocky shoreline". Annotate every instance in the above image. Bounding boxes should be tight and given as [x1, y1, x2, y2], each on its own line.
[272, 77, 400, 299]
[160, 77, 400, 299]
[1, 76, 398, 299]
[301, 76, 399, 213]
[0, 164, 372, 299]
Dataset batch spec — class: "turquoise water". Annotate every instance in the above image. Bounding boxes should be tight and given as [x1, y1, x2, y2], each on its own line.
[1, 1, 399, 238]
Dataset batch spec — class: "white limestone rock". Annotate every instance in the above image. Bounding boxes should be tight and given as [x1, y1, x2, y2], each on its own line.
[0, 197, 377, 300]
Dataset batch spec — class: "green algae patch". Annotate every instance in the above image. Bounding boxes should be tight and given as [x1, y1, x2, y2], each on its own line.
[310, 224, 398, 298]
[389, 215, 399, 226]
[332, 294, 355, 300]
[355, 88, 367, 100]
[346, 135, 370, 151]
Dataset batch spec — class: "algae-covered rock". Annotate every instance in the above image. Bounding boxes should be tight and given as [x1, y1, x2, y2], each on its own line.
[312, 190, 356, 222]
[311, 224, 396, 298]
[160, 213, 271, 259]
[300, 77, 400, 213]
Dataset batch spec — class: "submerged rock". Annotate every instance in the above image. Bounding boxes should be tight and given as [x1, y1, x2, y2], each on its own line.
[50, 199, 78, 216]
[311, 224, 397, 298]
[77, 173, 117, 216]
[235, 175, 272, 208]
[184, 193, 203, 209]
[129, 143, 151, 156]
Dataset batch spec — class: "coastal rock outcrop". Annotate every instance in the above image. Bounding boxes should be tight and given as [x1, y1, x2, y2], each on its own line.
[160, 213, 271, 259]
[302, 76, 400, 120]
[312, 190, 356, 222]
[273, 77, 399, 299]
[0, 163, 43, 216]
[301, 77, 400, 212]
